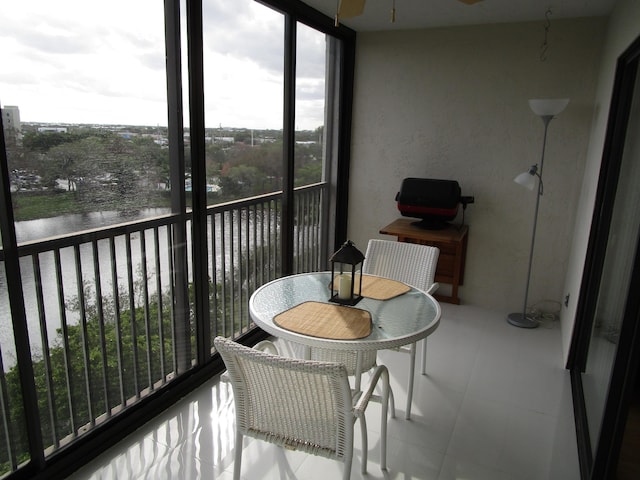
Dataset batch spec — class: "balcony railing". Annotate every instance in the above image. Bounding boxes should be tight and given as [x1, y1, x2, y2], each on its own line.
[0, 182, 327, 476]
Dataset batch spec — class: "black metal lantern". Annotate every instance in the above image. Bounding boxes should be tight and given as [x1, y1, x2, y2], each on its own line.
[329, 240, 365, 306]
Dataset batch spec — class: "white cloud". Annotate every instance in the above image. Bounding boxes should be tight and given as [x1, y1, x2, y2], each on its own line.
[1, 0, 327, 130]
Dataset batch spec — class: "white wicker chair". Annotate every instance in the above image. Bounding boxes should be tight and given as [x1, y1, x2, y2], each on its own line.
[362, 239, 439, 419]
[214, 336, 390, 480]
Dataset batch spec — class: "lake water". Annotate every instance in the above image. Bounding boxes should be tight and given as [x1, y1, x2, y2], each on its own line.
[1, 208, 173, 367]
[13, 209, 172, 243]
[1, 206, 281, 368]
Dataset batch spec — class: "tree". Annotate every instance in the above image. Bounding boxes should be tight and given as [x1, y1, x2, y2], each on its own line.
[37, 132, 170, 211]
[22, 131, 75, 152]
[295, 161, 322, 187]
[1, 282, 176, 472]
[46, 138, 100, 194]
[218, 164, 261, 199]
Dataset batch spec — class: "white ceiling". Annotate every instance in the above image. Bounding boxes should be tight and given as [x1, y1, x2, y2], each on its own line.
[301, 0, 616, 31]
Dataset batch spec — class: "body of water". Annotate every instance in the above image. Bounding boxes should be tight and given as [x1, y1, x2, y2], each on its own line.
[1, 208, 173, 367]
[14, 209, 172, 244]
[1, 206, 280, 368]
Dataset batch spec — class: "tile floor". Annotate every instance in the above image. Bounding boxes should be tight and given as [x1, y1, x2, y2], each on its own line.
[68, 303, 580, 479]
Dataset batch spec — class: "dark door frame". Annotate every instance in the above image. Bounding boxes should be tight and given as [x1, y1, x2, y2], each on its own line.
[568, 33, 640, 480]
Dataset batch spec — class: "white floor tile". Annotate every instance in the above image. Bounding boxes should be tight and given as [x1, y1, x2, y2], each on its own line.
[446, 394, 512, 469]
[229, 440, 308, 479]
[68, 304, 580, 480]
[385, 438, 444, 479]
[438, 454, 514, 480]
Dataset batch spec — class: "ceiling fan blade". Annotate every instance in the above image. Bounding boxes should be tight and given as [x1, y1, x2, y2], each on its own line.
[338, 0, 366, 19]
[458, 0, 483, 4]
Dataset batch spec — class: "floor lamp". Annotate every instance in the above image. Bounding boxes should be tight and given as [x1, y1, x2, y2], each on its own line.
[507, 98, 569, 329]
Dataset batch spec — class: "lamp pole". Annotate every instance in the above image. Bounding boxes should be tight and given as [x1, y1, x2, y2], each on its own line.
[508, 98, 568, 329]
[507, 117, 550, 328]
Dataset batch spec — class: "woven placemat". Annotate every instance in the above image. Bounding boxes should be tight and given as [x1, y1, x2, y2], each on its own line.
[331, 274, 411, 300]
[273, 301, 372, 340]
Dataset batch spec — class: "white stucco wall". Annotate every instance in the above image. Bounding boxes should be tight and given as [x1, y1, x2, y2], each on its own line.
[347, 18, 606, 315]
[560, 0, 640, 364]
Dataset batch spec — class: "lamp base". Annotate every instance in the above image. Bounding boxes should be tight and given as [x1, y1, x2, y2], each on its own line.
[507, 312, 539, 329]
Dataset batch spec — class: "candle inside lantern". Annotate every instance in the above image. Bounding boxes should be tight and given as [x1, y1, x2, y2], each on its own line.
[338, 274, 352, 300]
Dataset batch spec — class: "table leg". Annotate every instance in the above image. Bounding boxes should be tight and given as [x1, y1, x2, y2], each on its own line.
[354, 352, 363, 393]
[406, 343, 416, 420]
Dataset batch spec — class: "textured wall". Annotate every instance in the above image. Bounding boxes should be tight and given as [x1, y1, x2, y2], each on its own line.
[347, 18, 605, 313]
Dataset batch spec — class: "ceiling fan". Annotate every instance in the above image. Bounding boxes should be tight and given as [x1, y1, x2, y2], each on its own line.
[336, 0, 483, 25]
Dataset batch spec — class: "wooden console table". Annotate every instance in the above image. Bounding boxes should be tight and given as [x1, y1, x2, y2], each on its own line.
[380, 218, 468, 304]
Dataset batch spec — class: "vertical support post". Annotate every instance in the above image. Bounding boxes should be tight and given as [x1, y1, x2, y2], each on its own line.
[164, 0, 191, 371]
[186, 0, 211, 362]
[282, 14, 296, 275]
[0, 104, 45, 471]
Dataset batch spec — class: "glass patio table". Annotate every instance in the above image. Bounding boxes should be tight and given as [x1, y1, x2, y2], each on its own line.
[249, 271, 441, 392]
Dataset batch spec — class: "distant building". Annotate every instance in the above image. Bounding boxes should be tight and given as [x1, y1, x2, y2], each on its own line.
[212, 136, 235, 143]
[117, 131, 138, 139]
[37, 126, 68, 133]
[1, 105, 21, 131]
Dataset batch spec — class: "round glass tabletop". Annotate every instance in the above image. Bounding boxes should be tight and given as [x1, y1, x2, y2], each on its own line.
[249, 272, 441, 351]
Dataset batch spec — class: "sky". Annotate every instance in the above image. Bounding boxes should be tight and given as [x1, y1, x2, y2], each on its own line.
[0, 0, 327, 130]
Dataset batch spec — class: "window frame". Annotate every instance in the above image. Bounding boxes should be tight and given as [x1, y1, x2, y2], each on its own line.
[0, 1, 356, 478]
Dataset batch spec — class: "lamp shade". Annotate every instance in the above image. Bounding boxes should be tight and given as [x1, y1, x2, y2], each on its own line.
[529, 98, 570, 117]
[514, 169, 536, 190]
